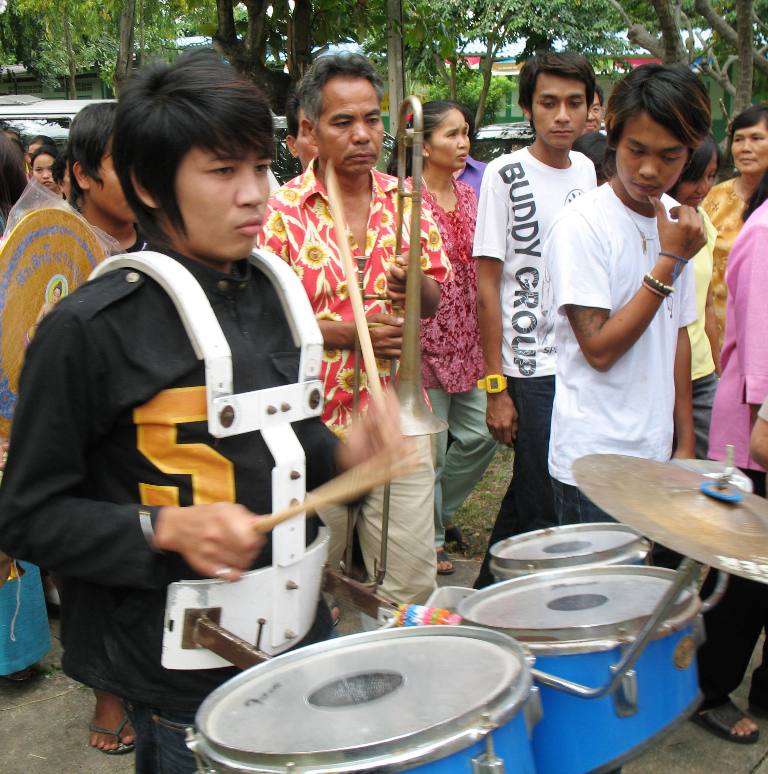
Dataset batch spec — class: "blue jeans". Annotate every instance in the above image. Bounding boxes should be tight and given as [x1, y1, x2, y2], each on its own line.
[692, 370, 718, 460]
[551, 478, 615, 525]
[124, 703, 197, 774]
[475, 375, 558, 588]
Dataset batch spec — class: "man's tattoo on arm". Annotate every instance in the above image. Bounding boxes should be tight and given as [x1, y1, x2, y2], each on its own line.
[565, 305, 609, 340]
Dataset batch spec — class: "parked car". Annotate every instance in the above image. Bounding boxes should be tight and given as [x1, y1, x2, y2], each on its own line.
[472, 121, 535, 163]
[0, 95, 393, 186]
[0, 95, 113, 149]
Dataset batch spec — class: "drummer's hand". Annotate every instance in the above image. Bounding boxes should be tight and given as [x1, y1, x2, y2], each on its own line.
[486, 391, 517, 446]
[154, 503, 266, 581]
[338, 390, 404, 471]
[385, 256, 408, 306]
[368, 313, 403, 359]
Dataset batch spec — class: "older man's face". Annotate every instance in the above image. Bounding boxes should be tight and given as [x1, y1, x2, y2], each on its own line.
[309, 75, 384, 179]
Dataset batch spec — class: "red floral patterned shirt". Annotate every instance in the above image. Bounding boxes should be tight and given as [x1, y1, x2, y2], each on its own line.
[257, 164, 452, 434]
[420, 180, 485, 393]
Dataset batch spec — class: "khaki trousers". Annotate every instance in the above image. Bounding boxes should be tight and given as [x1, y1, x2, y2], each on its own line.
[319, 435, 437, 605]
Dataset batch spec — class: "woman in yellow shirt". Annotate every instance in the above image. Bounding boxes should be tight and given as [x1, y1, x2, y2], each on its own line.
[670, 136, 720, 459]
[703, 105, 768, 346]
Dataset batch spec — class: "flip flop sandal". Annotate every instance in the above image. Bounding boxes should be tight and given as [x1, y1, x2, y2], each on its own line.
[436, 548, 455, 576]
[693, 700, 759, 744]
[1, 666, 37, 683]
[89, 716, 136, 755]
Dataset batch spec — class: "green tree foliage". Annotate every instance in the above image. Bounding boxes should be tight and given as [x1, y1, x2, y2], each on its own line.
[0, 0, 200, 96]
[425, 68, 515, 124]
[368, 0, 625, 127]
[607, 0, 768, 113]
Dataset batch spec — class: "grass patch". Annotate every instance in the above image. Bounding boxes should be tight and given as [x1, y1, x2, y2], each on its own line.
[448, 446, 513, 559]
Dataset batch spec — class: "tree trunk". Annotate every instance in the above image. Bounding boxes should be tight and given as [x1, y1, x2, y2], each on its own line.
[139, 0, 145, 68]
[386, 0, 405, 135]
[449, 58, 457, 101]
[694, 0, 768, 77]
[650, 0, 687, 62]
[214, 0, 290, 108]
[733, 0, 754, 115]
[114, 0, 136, 95]
[286, 0, 312, 81]
[63, 15, 77, 99]
[474, 38, 495, 129]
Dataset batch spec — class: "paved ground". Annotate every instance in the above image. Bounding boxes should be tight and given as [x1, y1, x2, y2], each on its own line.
[2, 556, 768, 773]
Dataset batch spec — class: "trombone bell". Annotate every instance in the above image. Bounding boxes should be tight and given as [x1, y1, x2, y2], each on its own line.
[394, 95, 448, 438]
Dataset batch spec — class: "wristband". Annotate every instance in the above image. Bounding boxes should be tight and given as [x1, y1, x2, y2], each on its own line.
[659, 251, 688, 282]
[477, 374, 508, 394]
[139, 508, 162, 553]
[643, 273, 674, 297]
[642, 279, 666, 299]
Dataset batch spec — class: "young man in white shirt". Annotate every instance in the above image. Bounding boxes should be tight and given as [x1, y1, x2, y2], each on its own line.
[546, 64, 710, 523]
[473, 52, 597, 587]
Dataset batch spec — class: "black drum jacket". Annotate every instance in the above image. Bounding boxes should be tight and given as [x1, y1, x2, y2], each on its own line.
[0, 248, 337, 710]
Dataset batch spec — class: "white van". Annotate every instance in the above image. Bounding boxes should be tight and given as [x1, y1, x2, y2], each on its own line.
[0, 95, 114, 148]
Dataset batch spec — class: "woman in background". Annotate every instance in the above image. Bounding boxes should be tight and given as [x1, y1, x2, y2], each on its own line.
[0, 133, 28, 232]
[696, 170, 768, 743]
[668, 135, 720, 458]
[703, 105, 768, 345]
[391, 101, 497, 573]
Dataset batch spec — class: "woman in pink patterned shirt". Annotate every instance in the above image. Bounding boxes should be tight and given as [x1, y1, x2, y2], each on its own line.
[394, 101, 497, 573]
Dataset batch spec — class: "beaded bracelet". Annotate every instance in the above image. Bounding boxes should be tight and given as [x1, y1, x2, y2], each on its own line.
[642, 280, 667, 299]
[644, 272, 674, 296]
[659, 251, 688, 283]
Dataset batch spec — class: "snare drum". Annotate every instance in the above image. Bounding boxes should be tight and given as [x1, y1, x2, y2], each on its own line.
[458, 566, 702, 774]
[189, 626, 540, 773]
[490, 522, 649, 582]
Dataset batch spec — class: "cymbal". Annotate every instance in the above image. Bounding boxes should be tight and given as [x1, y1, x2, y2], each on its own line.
[573, 454, 768, 585]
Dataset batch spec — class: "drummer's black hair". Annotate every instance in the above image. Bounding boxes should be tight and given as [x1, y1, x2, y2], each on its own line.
[112, 50, 274, 246]
[603, 65, 710, 178]
[67, 102, 117, 208]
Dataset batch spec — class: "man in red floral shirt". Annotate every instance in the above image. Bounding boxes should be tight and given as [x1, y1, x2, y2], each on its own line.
[258, 53, 452, 605]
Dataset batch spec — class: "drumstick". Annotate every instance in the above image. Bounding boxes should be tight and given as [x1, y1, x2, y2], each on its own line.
[253, 441, 421, 533]
[325, 161, 385, 408]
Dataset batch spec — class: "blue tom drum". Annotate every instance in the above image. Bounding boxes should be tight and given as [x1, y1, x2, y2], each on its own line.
[458, 565, 703, 774]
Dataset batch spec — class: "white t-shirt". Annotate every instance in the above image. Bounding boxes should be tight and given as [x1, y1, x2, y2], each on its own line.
[546, 183, 697, 485]
[473, 147, 597, 379]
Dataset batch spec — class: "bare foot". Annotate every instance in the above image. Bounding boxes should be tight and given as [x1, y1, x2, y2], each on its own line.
[89, 689, 135, 752]
[732, 715, 759, 737]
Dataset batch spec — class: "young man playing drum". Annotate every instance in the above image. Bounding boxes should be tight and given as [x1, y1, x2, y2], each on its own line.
[259, 53, 452, 607]
[0, 51, 398, 774]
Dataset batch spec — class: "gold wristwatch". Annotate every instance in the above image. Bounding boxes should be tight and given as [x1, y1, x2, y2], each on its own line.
[477, 374, 508, 393]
